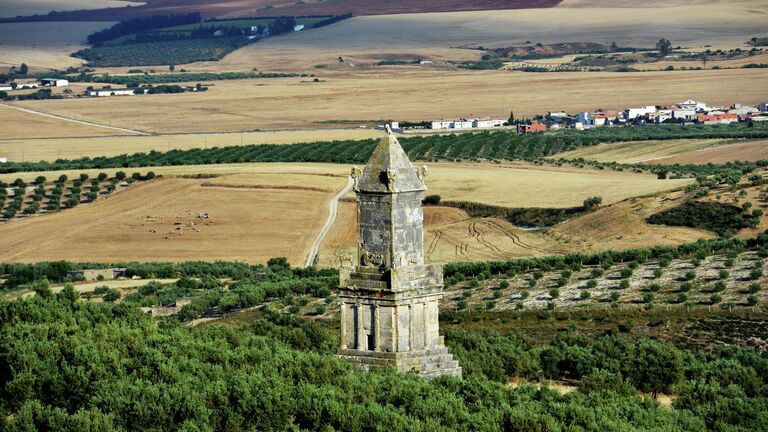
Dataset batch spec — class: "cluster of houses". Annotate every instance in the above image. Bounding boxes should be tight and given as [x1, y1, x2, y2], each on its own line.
[0, 78, 69, 91]
[546, 100, 768, 131]
[430, 118, 507, 130]
[428, 100, 768, 134]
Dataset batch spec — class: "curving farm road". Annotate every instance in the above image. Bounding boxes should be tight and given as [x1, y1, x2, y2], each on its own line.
[305, 176, 353, 267]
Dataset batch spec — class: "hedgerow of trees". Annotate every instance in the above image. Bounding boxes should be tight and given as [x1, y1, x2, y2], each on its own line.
[1, 123, 766, 175]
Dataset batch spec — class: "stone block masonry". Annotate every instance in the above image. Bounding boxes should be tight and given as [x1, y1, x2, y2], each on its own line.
[337, 126, 461, 378]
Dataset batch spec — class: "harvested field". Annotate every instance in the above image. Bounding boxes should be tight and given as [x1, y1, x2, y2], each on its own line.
[0, 128, 391, 161]
[424, 162, 692, 208]
[0, 103, 125, 140]
[0, 22, 113, 71]
[318, 204, 570, 267]
[0, 174, 346, 264]
[547, 191, 715, 253]
[13, 69, 768, 133]
[644, 140, 768, 165]
[2, 1, 141, 19]
[204, 0, 768, 71]
[1, 161, 692, 264]
[2, 0, 561, 22]
[1, 162, 690, 209]
[551, 138, 748, 164]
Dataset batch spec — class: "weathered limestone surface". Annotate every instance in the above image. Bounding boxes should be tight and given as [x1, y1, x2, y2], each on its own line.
[338, 127, 461, 378]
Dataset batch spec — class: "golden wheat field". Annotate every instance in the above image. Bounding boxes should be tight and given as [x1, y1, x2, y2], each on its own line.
[318, 203, 572, 267]
[0, 128, 391, 161]
[173, 0, 766, 72]
[0, 161, 692, 264]
[553, 139, 768, 165]
[0, 103, 126, 140]
[0, 175, 342, 264]
[10, 68, 767, 134]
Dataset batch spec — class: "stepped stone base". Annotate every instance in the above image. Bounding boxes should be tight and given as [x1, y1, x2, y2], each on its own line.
[338, 346, 462, 378]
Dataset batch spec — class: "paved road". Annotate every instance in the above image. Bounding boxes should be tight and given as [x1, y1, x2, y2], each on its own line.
[0, 102, 150, 135]
[305, 176, 353, 267]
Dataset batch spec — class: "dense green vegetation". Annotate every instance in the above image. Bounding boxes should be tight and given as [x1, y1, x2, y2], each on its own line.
[86, 13, 203, 45]
[0, 289, 766, 430]
[74, 37, 254, 67]
[81, 71, 301, 85]
[2, 123, 766, 175]
[648, 201, 761, 236]
[443, 232, 768, 281]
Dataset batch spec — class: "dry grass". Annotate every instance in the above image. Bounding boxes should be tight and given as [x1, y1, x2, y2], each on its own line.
[184, 0, 768, 72]
[1, 161, 694, 265]
[547, 191, 715, 253]
[2, 161, 690, 208]
[318, 204, 571, 267]
[425, 162, 692, 207]
[645, 140, 768, 165]
[2, 1, 141, 18]
[11, 68, 768, 133]
[552, 138, 742, 164]
[554, 138, 768, 166]
[0, 103, 125, 140]
[0, 175, 342, 264]
[0, 128, 390, 161]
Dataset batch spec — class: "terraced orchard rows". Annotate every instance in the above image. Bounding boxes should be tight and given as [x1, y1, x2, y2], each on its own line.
[441, 234, 768, 314]
[0, 171, 155, 221]
[444, 251, 766, 313]
[1, 123, 766, 175]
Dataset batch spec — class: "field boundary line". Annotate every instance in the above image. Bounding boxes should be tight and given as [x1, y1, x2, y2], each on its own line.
[305, 175, 353, 267]
[0, 102, 150, 136]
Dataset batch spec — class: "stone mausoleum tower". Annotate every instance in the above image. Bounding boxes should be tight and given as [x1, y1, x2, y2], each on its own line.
[337, 126, 461, 378]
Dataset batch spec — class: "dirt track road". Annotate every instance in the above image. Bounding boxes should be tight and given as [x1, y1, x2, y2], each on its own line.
[306, 176, 353, 267]
[0, 102, 150, 135]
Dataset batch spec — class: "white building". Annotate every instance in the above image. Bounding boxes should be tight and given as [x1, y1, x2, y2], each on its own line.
[625, 106, 657, 119]
[0, 83, 11, 91]
[0, 157, 7, 163]
[473, 118, 505, 128]
[14, 80, 39, 89]
[728, 104, 757, 115]
[452, 120, 474, 129]
[431, 120, 453, 130]
[86, 88, 138, 97]
[293, 25, 305, 32]
[648, 112, 672, 123]
[41, 78, 68, 87]
[678, 100, 707, 111]
[672, 109, 697, 121]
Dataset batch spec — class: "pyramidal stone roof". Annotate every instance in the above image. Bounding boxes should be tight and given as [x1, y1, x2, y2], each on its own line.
[356, 126, 427, 194]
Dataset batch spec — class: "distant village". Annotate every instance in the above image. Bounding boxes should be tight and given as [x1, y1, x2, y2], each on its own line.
[426, 100, 768, 134]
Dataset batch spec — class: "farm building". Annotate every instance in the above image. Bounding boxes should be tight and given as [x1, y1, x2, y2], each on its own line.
[697, 113, 738, 125]
[473, 118, 505, 128]
[41, 78, 69, 87]
[293, 24, 305, 31]
[66, 268, 127, 281]
[624, 106, 657, 119]
[0, 83, 11, 91]
[517, 121, 547, 134]
[14, 79, 39, 89]
[678, 99, 708, 111]
[86, 88, 138, 97]
[431, 118, 504, 130]
[672, 109, 697, 121]
[0, 157, 7, 163]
